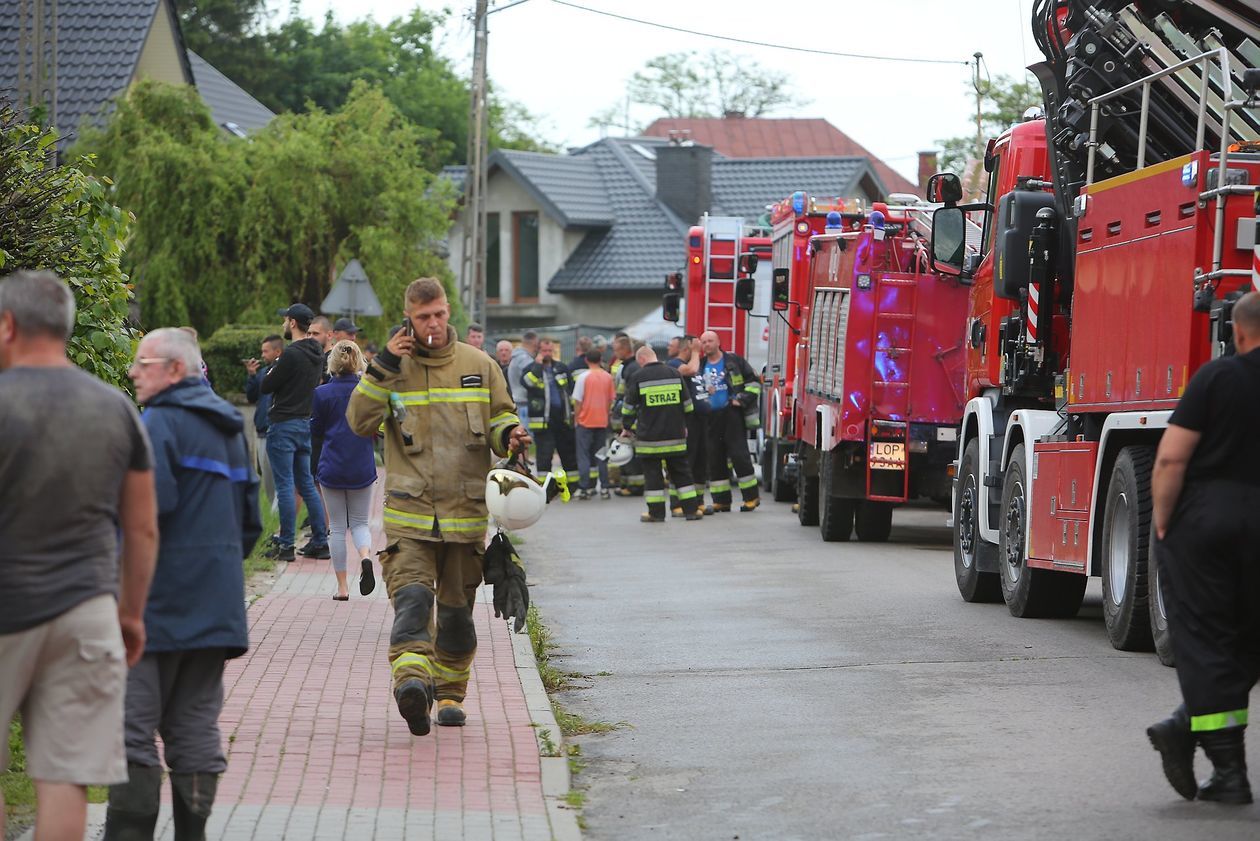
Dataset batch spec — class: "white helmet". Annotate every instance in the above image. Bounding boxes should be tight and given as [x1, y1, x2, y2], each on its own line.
[485, 458, 570, 530]
[605, 437, 634, 467]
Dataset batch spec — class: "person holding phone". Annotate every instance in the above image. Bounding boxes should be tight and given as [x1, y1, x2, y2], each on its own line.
[346, 278, 530, 736]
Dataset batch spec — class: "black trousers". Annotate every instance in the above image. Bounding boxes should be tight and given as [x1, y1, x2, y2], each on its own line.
[706, 408, 758, 505]
[642, 451, 698, 519]
[1157, 480, 1260, 731]
[536, 418, 578, 482]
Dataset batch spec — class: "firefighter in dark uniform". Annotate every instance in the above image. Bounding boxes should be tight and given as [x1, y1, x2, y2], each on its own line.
[622, 345, 701, 523]
[697, 330, 761, 512]
[610, 335, 644, 496]
[522, 338, 580, 484]
[1147, 290, 1260, 804]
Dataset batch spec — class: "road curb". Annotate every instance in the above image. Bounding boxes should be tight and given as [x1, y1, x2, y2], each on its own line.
[510, 625, 583, 841]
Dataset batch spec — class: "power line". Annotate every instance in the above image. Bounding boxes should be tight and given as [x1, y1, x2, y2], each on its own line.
[549, 0, 972, 67]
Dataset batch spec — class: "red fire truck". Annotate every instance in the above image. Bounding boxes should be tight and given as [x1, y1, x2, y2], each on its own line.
[664, 214, 772, 370]
[933, 0, 1260, 661]
[759, 193, 866, 502]
[773, 199, 973, 542]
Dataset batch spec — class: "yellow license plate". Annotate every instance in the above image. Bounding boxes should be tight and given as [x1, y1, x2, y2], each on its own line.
[869, 441, 906, 470]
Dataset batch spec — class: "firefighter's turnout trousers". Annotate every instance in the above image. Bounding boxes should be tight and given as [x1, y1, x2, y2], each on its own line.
[380, 537, 483, 702]
[641, 445, 698, 520]
[1157, 479, 1260, 734]
[706, 407, 759, 506]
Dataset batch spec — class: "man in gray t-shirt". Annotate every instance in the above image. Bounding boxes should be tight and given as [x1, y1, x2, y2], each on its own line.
[0, 271, 158, 841]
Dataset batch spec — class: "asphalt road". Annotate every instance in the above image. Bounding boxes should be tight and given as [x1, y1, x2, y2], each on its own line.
[523, 491, 1258, 841]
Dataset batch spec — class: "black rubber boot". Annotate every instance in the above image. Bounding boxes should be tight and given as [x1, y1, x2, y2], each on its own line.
[1197, 727, 1252, 804]
[1147, 704, 1197, 800]
[103, 763, 162, 841]
[395, 678, 434, 736]
[170, 772, 218, 841]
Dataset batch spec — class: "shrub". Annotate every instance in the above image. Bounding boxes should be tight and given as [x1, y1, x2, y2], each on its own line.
[202, 323, 279, 399]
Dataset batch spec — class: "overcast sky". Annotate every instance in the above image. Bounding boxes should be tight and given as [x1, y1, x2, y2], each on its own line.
[272, 0, 1043, 184]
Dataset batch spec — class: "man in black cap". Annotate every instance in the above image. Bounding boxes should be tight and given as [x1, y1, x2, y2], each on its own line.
[331, 318, 359, 344]
[260, 304, 330, 562]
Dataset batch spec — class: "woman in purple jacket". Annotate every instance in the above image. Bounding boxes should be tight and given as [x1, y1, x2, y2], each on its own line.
[311, 341, 378, 599]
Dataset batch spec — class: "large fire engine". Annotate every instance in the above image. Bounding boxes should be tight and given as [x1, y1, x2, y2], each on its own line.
[759, 193, 866, 502]
[663, 215, 772, 372]
[770, 198, 974, 542]
[933, 0, 1260, 661]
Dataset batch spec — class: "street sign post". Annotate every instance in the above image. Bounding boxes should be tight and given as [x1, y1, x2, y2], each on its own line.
[321, 259, 383, 319]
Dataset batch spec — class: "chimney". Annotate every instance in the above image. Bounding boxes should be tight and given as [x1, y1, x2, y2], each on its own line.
[918, 150, 939, 195]
[656, 140, 713, 225]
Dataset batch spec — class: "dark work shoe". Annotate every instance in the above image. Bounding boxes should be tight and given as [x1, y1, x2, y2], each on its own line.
[1147, 707, 1197, 801]
[739, 498, 761, 512]
[684, 511, 703, 521]
[436, 699, 466, 727]
[299, 541, 331, 560]
[1197, 727, 1252, 804]
[640, 513, 665, 523]
[395, 679, 433, 736]
[265, 542, 295, 562]
[359, 558, 376, 596]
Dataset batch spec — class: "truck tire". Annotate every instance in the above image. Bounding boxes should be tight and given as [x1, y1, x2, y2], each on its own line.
[770, 437, 796, 502]
[854, 500, 893, 542]
[998, 444, 1086, 618]
[796, 448, 820, 527]
[819, 451, 855, 542]
[1148, 523, 1175, 667]
[760, 438, 774, 492]
[954, 438, 1001, 603]
[1100, 446, 1155, 652]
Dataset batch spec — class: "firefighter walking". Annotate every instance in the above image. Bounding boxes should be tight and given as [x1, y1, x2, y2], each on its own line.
[622, 345, 701, 522]
[697, 331, 761, 512]
[346, 278, 529, 736]
[1147, 291, 1260, 804]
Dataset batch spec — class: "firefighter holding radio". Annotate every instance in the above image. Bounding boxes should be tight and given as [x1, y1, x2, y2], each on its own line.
[1147, 290, 1260, 805]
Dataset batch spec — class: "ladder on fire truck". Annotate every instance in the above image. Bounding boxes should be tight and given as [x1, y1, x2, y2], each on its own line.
[865, 271, 917, 503]
[700, 215, 744, 354]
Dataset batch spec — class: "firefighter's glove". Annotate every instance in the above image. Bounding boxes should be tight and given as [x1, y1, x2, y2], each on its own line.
[484, 531, 529, 632]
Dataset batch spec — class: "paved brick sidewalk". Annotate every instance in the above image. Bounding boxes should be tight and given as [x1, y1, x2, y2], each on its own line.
[45, 481, 576, 841]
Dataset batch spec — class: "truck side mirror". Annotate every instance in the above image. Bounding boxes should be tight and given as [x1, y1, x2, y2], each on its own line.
[734, 276, 755, 311]
[662, 271, 682, 323]
[927, 172, 963, 206]
[930, 206, 967, 277]
[772, 267, 790, 312]
[737, 253, 759, 276]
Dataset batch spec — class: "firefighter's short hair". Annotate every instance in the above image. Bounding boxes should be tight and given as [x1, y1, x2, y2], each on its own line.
[1234, 290, 1260, 339]
[405, 277, 446, 305]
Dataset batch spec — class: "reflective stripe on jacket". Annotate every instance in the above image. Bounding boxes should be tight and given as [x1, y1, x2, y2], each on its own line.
[622, 361, 692, 454]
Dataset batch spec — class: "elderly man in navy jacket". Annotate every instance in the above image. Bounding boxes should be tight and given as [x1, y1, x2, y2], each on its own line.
[105, 328, 260, 841]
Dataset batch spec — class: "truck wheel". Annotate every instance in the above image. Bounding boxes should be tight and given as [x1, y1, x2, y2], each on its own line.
[954, 439, 1000, 602]
[796, 448, 820, 527]
[1100, 446, 1155, 652]
[770, 437, 796, 502]
[854, 500, 893, 542]
[998, 444, 1086, 618]
[819, 451, 855, 541]
[1148, 523, 1175, 666]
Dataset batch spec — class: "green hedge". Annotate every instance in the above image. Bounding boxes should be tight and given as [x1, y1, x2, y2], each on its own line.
[202, 323, 281, 398]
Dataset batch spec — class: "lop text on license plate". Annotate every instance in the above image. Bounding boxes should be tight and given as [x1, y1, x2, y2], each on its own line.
[869, 441, 906, 470]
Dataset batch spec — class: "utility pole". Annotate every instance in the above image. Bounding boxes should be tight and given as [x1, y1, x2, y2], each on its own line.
[17, 0, 58, 127]
[969, 51, 985, 200]
[460, 0, 490, 327]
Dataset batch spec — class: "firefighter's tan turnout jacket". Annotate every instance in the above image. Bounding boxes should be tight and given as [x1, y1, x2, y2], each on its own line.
[346, 326, 520, 543]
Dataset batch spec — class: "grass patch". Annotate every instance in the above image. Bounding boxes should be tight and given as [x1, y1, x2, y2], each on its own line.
[243, 498, 281, 580]
[564, 789, 586, 809]
[526, 606, 620, 738]
[4, 719, 106, 832]
[552, 704, 620, 737]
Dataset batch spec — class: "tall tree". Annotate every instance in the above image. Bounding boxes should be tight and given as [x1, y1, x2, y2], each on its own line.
[74, 80, 459, 340]
[624, 50, 806, 120]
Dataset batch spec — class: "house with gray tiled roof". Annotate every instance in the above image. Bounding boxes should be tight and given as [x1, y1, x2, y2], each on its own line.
[447, 136, 886, 332]
[0, 0, 274, 146]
